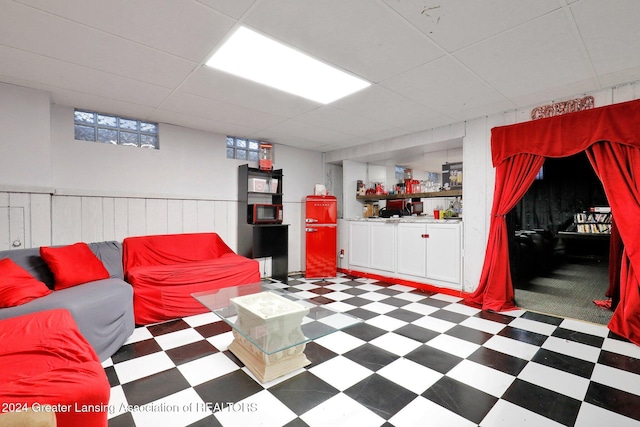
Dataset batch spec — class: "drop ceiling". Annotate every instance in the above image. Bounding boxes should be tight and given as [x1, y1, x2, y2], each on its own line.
[1, 0, 639, 153]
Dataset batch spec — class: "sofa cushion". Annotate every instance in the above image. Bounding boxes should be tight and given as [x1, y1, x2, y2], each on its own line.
[0, 309, 110, 427]
[0, 258, 52, 308]
[87, 241, 124, 280]
[40, 243, 110, 290]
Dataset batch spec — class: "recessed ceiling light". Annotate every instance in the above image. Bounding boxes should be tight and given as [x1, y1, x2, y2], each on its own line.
[206, 26, 371, 104]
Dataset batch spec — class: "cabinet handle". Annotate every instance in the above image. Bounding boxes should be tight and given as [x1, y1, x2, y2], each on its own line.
[306, 228, 318, 233]
[421, 234, 429, 238]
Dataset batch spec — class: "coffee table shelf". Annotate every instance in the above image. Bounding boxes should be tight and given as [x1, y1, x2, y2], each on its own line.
[192, 282, 362, 382]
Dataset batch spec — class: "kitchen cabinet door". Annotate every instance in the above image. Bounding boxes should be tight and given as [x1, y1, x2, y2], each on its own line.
[426, 223, 461, 284]
[370, 223, 395, 272]
[397, 223, 427, 277]
[349, 222, 370, 268]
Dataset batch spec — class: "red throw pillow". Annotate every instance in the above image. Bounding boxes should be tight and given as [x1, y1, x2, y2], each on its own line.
[40, 243, 110, 290]
[0, 258, 52, 307]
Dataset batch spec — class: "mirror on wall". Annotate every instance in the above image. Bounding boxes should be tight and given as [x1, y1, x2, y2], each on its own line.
[352, 138, 463, 191]
[337, 138, 463, 219]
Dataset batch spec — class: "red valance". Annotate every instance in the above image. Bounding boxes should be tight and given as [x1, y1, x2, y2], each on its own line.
[491, 99, 640, 166]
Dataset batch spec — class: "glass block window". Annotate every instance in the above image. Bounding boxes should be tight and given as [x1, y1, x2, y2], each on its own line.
[74, 110, 159, 149]
[226, 136, 261, 162]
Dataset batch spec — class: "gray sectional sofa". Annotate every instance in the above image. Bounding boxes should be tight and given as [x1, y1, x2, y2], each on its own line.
[0, 241, 134, 361]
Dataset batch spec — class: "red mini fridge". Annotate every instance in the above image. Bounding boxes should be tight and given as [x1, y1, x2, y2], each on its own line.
[305, 195, 337, 278]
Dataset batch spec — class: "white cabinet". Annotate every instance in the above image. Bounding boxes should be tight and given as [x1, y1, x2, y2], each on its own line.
[393, 221, 463, 289]
[348, 222, 395, 273]
[397, 223, 427, 277]
[370, 222, 395, 273]
[348, 220, 462, 290]
[425, 222, 461, 284]
[349, 221, 370, 268]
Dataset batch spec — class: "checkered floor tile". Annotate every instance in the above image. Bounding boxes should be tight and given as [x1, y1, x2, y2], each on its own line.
[103, 274, 640, 427]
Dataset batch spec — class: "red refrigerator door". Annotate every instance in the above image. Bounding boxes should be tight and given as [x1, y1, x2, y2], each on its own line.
[305, 195, 337, 225]
[305, 195, 337, 278]
[305, 224, 337, 278]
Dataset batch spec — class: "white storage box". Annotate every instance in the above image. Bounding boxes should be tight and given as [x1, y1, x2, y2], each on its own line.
[248, 178, 267, 192]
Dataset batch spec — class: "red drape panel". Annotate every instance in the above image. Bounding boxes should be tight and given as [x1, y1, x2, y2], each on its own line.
[586, 142, 640, 345]
[464, 153, 545, 311]
[607, 218, 623, 309]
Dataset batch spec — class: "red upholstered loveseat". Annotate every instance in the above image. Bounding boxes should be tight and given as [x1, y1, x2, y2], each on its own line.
[0, 309, 110, 427]
[123, 233, 260, 325]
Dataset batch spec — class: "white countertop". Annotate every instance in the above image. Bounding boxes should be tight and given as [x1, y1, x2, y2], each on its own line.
[346, 216, 462, 223]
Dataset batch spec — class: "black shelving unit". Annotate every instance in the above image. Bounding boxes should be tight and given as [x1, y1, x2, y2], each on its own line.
[572, 211, 612, 234]
[237, 164, 288, 282]
[557, 210, 612, 261]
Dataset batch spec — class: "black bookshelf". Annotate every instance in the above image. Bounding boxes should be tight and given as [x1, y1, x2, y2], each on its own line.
[237, 164, 288, 282]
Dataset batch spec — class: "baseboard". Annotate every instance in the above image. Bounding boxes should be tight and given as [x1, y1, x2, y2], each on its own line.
[337, 268, 471, 299]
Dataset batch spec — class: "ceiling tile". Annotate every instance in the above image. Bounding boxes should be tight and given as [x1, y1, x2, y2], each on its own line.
[150, 109, 264, 137]
[382, 0, 561, 52]
[509, 78, 598, 110]
[262, 119, 354, 145]
[159, 91, 287, 130]
[293, 106, 392, 137]
[14, 0, 236, 62]
[398, 115, 463, 135]
[249, 130, 328, 150]
[331, 85, 443, 129]
[50, 90, 158, 120]
[454, 9, 596, 100]
[179, 66, 320, 117]
[0, 1, 197, 88]
[381, 56, 507, 115]
[243, 0, 443, 82]
[571, 0, 640, 84]
[0, 45, 172, 108]
[447, 98, 516, 122]
[196, 0, 258, 20]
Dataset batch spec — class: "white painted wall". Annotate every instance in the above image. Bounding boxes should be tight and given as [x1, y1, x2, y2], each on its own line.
[342, 160, 368, 219]
[51, 105, 238, 200]
[0, 83, 51, 191]
[461, 115, 498, 292]
[0, 83, 323, 274]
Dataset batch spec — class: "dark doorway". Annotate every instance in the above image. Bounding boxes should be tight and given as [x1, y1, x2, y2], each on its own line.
[508, 153, 613, 324]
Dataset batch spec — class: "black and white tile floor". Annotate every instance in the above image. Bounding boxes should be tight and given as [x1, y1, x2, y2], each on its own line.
[103, 274, 640, 427]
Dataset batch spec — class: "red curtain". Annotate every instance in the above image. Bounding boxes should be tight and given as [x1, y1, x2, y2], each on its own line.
[586, 141, 640, 345]
[607, 219, 623, 309]
[464, 153, 545, 311]
[465, 99, 640, 344]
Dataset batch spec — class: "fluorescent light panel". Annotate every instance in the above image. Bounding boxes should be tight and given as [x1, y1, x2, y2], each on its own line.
[206, 26, 370, 104]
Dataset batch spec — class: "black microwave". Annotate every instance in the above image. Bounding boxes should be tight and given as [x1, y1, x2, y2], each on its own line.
[248, 204, 283, 224]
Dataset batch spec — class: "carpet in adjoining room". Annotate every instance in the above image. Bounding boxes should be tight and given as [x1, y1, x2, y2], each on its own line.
[514, 261, 613, 325]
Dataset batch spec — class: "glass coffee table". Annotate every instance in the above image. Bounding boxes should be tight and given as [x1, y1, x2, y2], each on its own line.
[192, 282, 362, 383]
